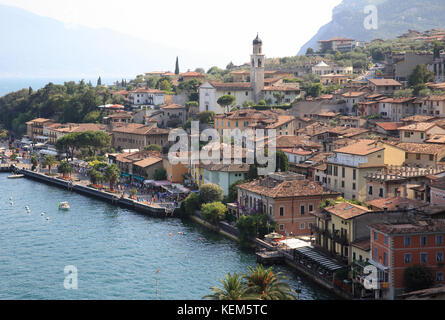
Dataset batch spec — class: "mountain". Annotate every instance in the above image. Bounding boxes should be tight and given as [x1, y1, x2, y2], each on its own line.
[298, 0, 445, 55]
[0, 4, 206, 78]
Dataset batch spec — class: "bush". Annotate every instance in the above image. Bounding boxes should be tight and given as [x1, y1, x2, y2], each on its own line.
[183, 192, 201, 216]
[199, 183, 223, 204]
[153, 168, 167, 181]
[201, 202, 227, 225]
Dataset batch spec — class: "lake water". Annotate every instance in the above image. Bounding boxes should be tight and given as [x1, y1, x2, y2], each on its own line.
[0, 173, 339, 300]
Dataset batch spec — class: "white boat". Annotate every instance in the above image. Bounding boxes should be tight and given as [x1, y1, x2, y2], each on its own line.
[58, 202, 70, 210]
[8, 174, 24, 179]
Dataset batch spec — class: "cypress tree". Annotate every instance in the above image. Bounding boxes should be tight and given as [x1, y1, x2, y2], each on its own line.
[175, 56, 180, 75]
[97, 76, 102, 86]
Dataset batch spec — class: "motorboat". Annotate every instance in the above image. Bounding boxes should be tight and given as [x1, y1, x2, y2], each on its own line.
[7, 174, 24, 179]
[58, 202, 70, 210]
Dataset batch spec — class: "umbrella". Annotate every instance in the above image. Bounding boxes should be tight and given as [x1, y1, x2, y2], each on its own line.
[264, 232, 283, 240]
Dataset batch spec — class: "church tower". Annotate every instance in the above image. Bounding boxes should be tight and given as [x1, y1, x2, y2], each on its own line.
[250, 34, 265, 103]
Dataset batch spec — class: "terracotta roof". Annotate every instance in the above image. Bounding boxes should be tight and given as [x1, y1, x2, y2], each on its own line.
[324, 202, 370, 220]
[376, 122, 404, 131]
[334, 139, 384, 156]
[402, 115, 436, 123]
[161, 104, 185, 110]
[238, 176, 338, 199]
[426, 135, 445, 144]
[274, 135, 321, 150]
[342, 91, 367, 98]
[180, 71, 205, 77]
[426, 95, 445, 101]
[133, 157, 163, 168]
[368, 79, 402, 86]
[282, 148, 313, 156]
[112, 123, 168, 135]
[365, 197, 427, 211]
[396, 142, 445, 155]
[398, 122, 437, 132]
[29, 118, 53, 123]
[209, 81, 252, 90]
[371, 219, 445, 235]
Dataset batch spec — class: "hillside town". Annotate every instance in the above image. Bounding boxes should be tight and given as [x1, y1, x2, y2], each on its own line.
[3, 30, 445, 301]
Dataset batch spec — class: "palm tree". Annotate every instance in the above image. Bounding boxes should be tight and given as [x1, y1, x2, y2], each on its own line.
[203, 273, 252, 300]
[88, 168, 103, 185]
[104, 164, 120, 190]
[42, 155, 59, 176]
[58, 160, 74, 177]
[243, 264, 297, 300]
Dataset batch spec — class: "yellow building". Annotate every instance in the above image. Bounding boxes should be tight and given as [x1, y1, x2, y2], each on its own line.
[163, 154, 189, 184]
[313, 201, 371, 265]
[326, 140, 406, 201]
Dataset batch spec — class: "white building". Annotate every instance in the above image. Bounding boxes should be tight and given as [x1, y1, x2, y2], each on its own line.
[199, 35, 301, 114]
[129, 88, 165, 108]
[203, 164, 250, 196]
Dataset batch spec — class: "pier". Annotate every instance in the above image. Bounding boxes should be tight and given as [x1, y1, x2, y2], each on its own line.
[256, 250, 284, 265]
[11, 167, 174, 218]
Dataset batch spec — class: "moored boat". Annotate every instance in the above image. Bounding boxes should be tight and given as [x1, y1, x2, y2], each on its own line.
[7, 174, 24, 179]
[58, 201, 70, 210]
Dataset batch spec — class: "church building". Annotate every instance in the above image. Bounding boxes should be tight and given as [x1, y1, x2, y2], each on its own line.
[199, 35, 301, 114]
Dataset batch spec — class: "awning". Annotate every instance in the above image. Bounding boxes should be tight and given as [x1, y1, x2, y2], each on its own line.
[120, 173, 131, 178]
[294, 246, 346, 272]
[144, 180, 155, 185]
[153, 180, 172, 187]
[133, 175, 145, 181]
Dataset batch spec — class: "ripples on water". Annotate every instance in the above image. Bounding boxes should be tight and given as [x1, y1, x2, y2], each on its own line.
[0, 174, 338, 300]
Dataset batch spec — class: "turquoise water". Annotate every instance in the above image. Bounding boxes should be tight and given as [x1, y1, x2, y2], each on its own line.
[0, 174, 338, 300]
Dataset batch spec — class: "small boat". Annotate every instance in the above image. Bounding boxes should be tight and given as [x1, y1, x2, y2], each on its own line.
[8, 174, 24, 179]
[58, 202, 70, 210]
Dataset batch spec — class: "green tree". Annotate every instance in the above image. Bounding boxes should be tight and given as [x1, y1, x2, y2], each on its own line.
[182, 192, 201, 216]
[247, 164, 258, 181]
[88, 169, 104, 185]
[144, 144, 162, 153]
[408, 64, 434, 87]
[203, 273, 250, 300]
[199, 183, 223, 204]
[227, 180, 245, 203]
[217, 95, 236, 113]
[201, 201, 227, 225]
[159, 79, 172, 92]
[243, 264, 297, 300]
[236, 215, 257, 244]
[308, 83, 324, 98]
[305, 47, 314, 55]
[57, 160, 74, 177]
[185, 101, 199, 113]
[97, 76, 102, 86]
[42, 155, 59, 176]
[175, 57, 180, 75]
[104, 163, 120, 190]
[153, 168, 167, 181]
[198, 111, 215, 124]
[403, 265, 435, 292]
[276, 150, 289, 172]
[30, 154, 38, 170]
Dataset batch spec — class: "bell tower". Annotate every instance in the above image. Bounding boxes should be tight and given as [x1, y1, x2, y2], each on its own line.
[250, 34, 265, 103]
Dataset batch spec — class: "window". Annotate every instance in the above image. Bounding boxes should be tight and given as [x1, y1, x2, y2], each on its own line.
[437, 235, 443, 245]
[374, 248, 378, 260]
[353, 169, 356, 180]
[279, 207, 284, 217]
[421, 236, 427, 246]
[416, 154, 421, 160]
[421, 133, 424, 139]
[438, 272, 444, 282]
[404, 131, 411, 138]
[379, 188, 384, 197]
[334, 166, 338, 177]
[404, 253, 412, 264]
[369, 186, 373, 195]
[300, 223, 305, 230]
[430, 154, 434, 161]
[374, 231, 378, 241]
[421, 253, 428, 263]
[300, 205, 305, 215]
[309, 204, 314, 212]
[405, 237, 411, 246]
[384, 236, 388, 245]
[383, 252, 388, 266]
[341, 181, 345, 188]
[352, 183, 356, 190]
[437, 252, 444, 262]
[279, 224, 284, 231]
[342, 167, 345, 178]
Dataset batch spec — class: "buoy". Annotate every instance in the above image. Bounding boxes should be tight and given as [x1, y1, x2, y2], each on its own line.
[169, 233, 172, 236]
[41, 212, 45, 216]
[178, 232, 183, 235]
[46, 217, 50, 221]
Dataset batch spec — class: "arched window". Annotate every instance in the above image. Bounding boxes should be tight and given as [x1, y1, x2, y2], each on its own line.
[258, 59, 262, 68]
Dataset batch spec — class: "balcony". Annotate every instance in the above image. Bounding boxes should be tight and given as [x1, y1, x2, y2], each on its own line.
[333, 232, 349, 246]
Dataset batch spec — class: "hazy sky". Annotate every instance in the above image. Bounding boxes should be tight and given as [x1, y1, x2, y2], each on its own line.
[0, 0, 342, 70]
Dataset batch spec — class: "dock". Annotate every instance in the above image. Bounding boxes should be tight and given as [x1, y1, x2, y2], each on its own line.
[256, 250, 284, 265]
